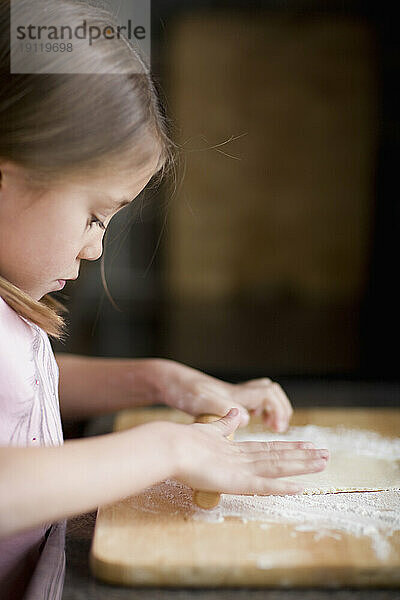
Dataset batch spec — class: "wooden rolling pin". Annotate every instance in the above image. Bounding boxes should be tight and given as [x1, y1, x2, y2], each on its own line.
[192, 413, 235, 509]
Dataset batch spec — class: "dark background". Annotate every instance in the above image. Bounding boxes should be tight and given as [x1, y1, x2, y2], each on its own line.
[52, 1, 399, 393]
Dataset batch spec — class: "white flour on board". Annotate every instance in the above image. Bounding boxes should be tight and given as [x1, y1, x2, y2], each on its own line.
[128, 425, 400, 561]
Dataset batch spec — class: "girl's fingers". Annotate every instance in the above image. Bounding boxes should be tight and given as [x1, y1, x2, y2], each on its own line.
[272, 382, 293, 421]
[264, 392, 285, 429]
[235, 440, 316, 452]
[238, 379, 293, 431]
[244, 387, 288, 430]
[266, 384, 291, 430]
[238, 448, 329, 461]
[252, 456, 328, 478]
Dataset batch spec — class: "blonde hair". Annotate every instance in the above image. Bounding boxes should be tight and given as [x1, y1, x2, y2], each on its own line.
[0, 0, 177, 341]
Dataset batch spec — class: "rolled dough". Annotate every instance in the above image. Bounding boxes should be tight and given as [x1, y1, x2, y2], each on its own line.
[285, 451, 400, 494]
[234, 425, 400, 495]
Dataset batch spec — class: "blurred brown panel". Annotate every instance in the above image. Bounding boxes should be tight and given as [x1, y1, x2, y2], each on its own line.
[162, 11, 378, 374]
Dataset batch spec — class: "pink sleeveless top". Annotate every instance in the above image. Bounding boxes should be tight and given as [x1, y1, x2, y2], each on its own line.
[0, 295, 66, 599]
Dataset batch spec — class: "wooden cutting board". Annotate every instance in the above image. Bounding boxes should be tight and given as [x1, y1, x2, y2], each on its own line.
[89, 407, 400, 587]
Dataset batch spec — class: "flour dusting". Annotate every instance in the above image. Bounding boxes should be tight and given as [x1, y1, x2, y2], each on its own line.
[128, 425, 400, 561]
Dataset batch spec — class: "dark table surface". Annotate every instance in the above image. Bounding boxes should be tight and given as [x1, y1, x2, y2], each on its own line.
[61, 379, 400, 599]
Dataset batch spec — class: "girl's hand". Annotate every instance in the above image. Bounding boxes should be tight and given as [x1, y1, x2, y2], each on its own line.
[171, 408, 329, 496]
[163, 361, 293, 432]
[229, 377, 292, 432]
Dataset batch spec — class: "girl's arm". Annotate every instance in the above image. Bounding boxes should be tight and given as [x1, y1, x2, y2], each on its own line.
[0, 410, 329, 539]
[56, 353, 293, 433]
[56, 353, 172, 420]
[0, 420, 177, 539]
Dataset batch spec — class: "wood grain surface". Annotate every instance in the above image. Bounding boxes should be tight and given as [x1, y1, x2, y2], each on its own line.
[90, 408, 400, 587]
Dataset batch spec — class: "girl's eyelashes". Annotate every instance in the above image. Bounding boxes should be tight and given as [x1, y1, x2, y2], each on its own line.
[89, 215, 106, 231]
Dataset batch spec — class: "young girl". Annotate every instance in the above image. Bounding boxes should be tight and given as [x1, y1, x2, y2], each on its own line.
[0, 1, 329, 597]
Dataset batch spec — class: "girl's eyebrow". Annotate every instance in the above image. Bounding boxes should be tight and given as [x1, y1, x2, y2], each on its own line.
[100, 197, 131, 211]
[94, 194, 132, 213]
[114, 198, 131, 209]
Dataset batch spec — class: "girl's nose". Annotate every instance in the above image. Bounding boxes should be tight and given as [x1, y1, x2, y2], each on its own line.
[78, 239, 103, 261]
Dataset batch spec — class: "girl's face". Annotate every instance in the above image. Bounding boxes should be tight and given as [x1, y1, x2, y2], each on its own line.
[0, 157, 159, 301]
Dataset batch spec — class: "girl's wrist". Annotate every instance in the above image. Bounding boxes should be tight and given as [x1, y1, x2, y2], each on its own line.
[106, 357, 180, 409]
[123, 419, 184, 482]
[142, 358, 188, 405]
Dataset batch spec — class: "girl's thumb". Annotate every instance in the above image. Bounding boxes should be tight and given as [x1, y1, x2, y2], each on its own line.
[217, 407, 242, 437]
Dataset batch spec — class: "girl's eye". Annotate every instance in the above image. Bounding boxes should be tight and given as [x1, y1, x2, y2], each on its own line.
[89, 215, 106, 231]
